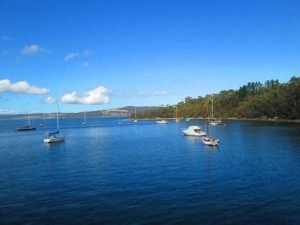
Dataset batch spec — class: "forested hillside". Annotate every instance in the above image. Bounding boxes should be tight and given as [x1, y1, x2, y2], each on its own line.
[137, 76, 300, 120]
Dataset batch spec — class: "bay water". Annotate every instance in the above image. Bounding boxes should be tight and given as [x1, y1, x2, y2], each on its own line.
[0, 118, 300, 224]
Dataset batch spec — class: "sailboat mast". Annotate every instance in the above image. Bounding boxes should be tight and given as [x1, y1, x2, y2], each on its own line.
[211, 98, 214, 120]
[56, 111, 59, 130]
[56, 102, 60, 131]
[135, 107, 136, 119]
[27, 112, 30, 126]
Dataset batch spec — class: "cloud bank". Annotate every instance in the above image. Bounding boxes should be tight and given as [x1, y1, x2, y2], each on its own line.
[0, 79, 49, 94]
[61, 86, 110, 105]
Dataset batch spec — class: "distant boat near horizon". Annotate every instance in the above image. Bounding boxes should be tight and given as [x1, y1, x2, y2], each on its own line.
[156, 119, 168, 124]
[209, 98, 222, 126]
[16, 112, 36, 131]
[132, 107, 138, 123]
[16, 125, 36, 131]
[39, 113, 46, 126]
[82, 112, 87, 125]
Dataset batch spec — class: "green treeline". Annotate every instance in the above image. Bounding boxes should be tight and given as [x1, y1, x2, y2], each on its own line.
[137, 76, 300, 120]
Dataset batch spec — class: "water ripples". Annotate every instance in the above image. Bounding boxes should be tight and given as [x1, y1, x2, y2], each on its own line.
[0, 118, 300, 224]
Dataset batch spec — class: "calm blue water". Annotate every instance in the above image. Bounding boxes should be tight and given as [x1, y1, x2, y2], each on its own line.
[0, 117, 300, 224]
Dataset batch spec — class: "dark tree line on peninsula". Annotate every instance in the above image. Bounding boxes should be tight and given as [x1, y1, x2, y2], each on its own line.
[136, 76, 300, 120]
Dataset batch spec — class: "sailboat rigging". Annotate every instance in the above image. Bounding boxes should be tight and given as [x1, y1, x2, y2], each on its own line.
[133, 107, 138, 122]
[209, 98, 222, 126]
[202, 98, 219, 146]
[175, 105, 180, 122]
[39, 113, 46, 126]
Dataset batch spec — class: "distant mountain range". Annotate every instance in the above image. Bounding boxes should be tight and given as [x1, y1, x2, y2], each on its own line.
[0, 106, 160, 120]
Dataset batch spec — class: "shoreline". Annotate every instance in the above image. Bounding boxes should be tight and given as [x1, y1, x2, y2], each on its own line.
[2, 116, 300, 124]
[224, 117, 300, 124]
[135, 117, 300, 124]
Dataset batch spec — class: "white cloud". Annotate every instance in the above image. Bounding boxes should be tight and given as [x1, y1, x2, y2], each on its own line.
[112, 90, 168, 99]
[42, 96, 56, 104]
[138, 90, 167, 97]
[64, 50, 92, 62]
[144, 73, 155, 79]
[20, 44, 45, 55]
[83, 50, 92, 56]
[2, 36, 12, 41]
[61, 86, 110, 105]
[0, 79, 49, 94]
[153, 90, 167, 96]
[138, 91, 146, 96]
[82, 61, 91, 67]
[64, 52, 80, 61]
[2, 50, 9, 55]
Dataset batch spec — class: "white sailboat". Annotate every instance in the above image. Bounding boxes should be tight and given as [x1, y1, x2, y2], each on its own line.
[156, 119, 168, 124]
[202, 136, 219, 146]
[44, 104, 64, 143]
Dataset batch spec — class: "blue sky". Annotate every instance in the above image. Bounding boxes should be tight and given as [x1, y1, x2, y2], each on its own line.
[0, 0, 299, 113]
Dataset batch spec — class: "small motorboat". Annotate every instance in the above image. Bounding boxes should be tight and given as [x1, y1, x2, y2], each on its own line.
[182, 125, 206, 137]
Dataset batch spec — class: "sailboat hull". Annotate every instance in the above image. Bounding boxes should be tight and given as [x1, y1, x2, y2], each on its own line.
[44, 135, 64, 143]
[156, 120, 168, 124]
[16, 126, 36, 131]
[202, 137, 219, 146]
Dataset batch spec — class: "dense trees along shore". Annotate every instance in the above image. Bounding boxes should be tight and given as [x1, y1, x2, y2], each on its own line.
[137, 76, 300, 120]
